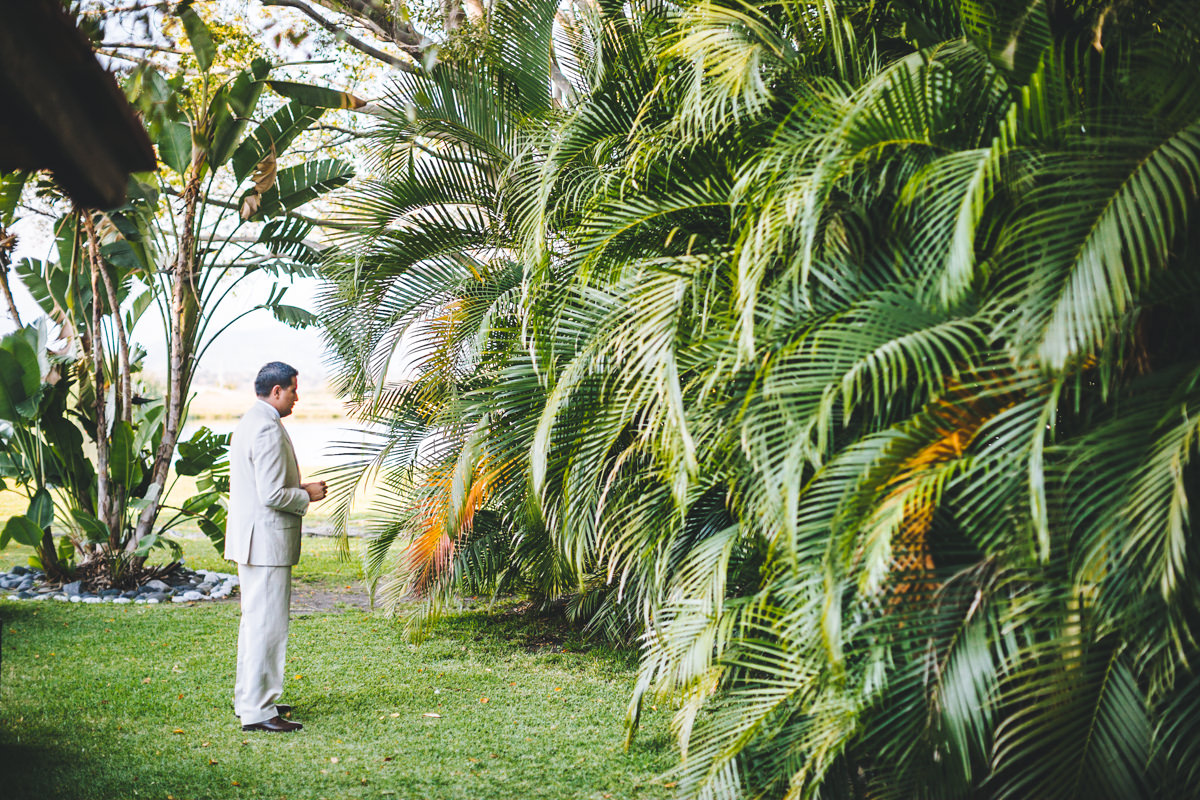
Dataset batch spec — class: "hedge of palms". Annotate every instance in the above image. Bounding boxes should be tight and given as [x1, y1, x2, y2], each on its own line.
[320, 0, 1200, 796]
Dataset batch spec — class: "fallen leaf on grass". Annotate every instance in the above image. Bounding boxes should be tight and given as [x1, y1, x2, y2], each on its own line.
[172, 728, 185, 734]
[422, 713, 441, 718]
[141, 677, 152, 684]
[208, 759, 218, 766]
[479, 697, 489, 703]
[389, 712, 400, 717]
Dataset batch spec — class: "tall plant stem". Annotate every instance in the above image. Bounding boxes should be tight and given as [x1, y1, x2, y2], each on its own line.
[131, 153, 204, 551]
[84, 213, 134, 426]
[81, 209, 113, 541]
[0, 228, 22, 327]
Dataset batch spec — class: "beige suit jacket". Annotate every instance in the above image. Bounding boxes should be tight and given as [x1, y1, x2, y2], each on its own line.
[224, 399, 309, 566]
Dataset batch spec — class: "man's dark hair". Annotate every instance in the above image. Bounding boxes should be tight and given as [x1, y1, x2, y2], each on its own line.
[255, 361, 298, 397]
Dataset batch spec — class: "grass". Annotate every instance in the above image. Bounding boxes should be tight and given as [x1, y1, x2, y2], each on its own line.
[0, 537, 676, 800]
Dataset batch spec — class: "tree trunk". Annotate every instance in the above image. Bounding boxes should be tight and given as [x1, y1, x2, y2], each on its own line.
[81, 210, 113, 541]
[0, 228, 21, 327]
[38, 528, 67, 582]
[85, 211, 135, 540]
[94, 225, 132, 426]
[130, 152, 204, 552]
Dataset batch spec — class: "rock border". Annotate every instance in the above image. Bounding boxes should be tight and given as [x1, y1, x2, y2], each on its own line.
[0, 563, 238, 605]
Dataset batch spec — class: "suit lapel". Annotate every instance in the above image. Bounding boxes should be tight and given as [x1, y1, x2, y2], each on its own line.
[278, 419, 299, 476]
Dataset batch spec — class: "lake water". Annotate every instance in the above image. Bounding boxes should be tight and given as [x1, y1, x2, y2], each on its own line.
[180, 419, 385, 470]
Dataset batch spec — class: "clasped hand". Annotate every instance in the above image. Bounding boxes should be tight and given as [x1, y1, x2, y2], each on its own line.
[302, 480, 328, 501]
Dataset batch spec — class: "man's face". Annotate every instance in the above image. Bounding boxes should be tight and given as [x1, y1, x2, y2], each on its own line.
[269, 376, 299, 418]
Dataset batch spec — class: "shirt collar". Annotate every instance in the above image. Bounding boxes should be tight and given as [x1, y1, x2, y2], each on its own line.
[256, 398, 281, 420]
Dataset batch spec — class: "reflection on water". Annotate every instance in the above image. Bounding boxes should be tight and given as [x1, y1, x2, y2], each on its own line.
[180, 420, 384, 469]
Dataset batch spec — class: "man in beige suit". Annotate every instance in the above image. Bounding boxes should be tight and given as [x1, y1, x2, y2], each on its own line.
[226, 362, 326, 732]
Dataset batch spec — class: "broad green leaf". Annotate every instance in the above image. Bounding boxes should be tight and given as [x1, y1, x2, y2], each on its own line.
[0, 328, 42, 399]
[0, 171, 29, 226]
[133, 532, 160, 558]
[247, 159, 353, 220]
[129, 482, 161, 512]
[176, 427, 229, 476]
[206, 60, 272, 169]
[197, 516, 225, 552]
[156, 120, 192, 174]
[53, 213, 85, 275]
[182, 491, 220, 514]
[267, 303, 319, 329]
[179, 4, 215, 73]
[110, 421, 143, 488]
[231, 101, 324, 183]
[42, 412, 95, 490]
[2, 515, 42, 548]
[266, 81, 367, 110]
[0, 350, 27, 421]
[125, 289, 155, 332]
[27, 489, 53, 529]
[70, 509, 109, 543]
[16, 257, 83, 323]
[133, 403, 166, 453]
[100, 239, 146, 278]
[254, 218, 324, 268]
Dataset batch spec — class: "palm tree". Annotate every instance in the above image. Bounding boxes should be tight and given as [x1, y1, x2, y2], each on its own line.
[599, 1, 1200, 798]
[318, 0, 583, 626]
[325, 0, 1200, 796]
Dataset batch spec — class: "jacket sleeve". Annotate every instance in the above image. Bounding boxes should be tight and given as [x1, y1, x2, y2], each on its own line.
[252, 424, 310, 516]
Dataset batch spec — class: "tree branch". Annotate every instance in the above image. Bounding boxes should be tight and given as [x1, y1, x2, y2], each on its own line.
[0, 228, 22, 328]
[262, 0, 422, 71]
[302, 0, 428, 49]
[100, 41, 189, 55]
[315, 123, 371, 138]
[310, 0, 400, 40]
[161, 185, 359, 231]
[84, 1, 171, 15]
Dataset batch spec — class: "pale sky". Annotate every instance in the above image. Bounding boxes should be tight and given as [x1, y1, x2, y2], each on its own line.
[1, 214, 333, 391]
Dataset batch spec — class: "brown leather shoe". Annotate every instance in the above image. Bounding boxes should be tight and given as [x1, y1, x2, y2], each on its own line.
[242, 715, 303, 733]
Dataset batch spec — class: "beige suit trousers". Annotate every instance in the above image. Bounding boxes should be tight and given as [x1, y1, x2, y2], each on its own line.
[234, 563, 292, 725]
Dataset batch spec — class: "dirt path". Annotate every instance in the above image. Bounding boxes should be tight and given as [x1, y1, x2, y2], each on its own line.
[289, 579, 371, 614]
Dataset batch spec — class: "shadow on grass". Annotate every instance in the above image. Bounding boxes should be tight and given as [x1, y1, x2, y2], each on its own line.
[438, 599, 640, 665]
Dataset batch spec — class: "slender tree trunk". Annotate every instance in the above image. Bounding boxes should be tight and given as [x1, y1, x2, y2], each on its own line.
[81, 210, 113, 542]
[0, 227, 21, 327]
[39, 528, 67, 582]
[85, 212, 134, 539]
[130, 153, 204, 551]
[98, 254, 132, 425]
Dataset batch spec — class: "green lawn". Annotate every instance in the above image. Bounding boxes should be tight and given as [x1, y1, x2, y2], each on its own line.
[0, 537, 676, 800]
